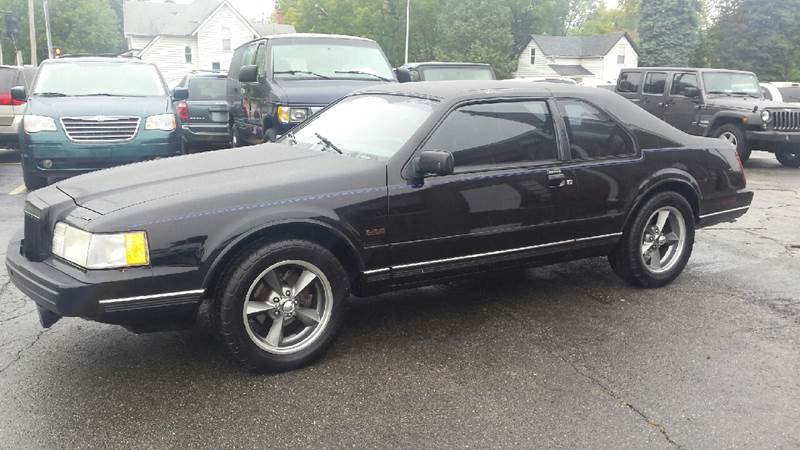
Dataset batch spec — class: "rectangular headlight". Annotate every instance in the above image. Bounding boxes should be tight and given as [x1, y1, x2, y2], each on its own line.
[51, 222, 149, 269]
[145, 113, 176, 131]
[277, 106, 308, 124]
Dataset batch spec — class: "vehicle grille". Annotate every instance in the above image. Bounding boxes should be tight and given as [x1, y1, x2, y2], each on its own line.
[771, 110, 800, 131]
[61, 116, 140, 142]
[23, 203, 48, 262]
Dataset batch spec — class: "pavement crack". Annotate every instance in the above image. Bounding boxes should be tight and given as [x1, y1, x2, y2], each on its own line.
[0, 328, 49, 375]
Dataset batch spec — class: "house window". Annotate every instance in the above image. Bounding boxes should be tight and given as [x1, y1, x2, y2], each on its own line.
[184, 46, 192, 64]
[222, 27, 231, 51]
[617, 53, 625, 64]
[212, 62, 221, 72]
[530, 48, 536, 64]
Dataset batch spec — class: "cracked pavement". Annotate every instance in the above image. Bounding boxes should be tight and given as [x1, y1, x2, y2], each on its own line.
[0, 151, 798, 449]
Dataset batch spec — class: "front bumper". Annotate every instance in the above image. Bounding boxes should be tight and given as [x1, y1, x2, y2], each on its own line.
[746, 130, 800, 150]
[5, 233, 204, 321]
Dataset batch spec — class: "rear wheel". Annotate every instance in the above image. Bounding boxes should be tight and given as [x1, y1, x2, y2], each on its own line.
[776, 150, 800, 168]
[216, 240, 349, 371]
[609, 191, 695, 288]
[713, 124, 750, 162]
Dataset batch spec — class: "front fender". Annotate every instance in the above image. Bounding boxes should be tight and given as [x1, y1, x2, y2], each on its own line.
[702, 110, 761, 136]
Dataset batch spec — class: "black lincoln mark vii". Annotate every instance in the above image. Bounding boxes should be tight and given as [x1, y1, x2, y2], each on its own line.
[6, 81, 753, 371]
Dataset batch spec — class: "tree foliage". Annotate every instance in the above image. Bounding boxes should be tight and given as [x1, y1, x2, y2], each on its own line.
[638, 0, 701, 66]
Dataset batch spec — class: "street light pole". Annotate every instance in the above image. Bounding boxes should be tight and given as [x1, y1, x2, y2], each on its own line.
[27, 0, 36, 65]
[43, 0, 53, 59]
[404, 0, 410, 64]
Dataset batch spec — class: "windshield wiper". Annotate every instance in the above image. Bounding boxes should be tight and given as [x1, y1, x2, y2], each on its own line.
[731, 91, 761, 98]
[273, 70, 331, 80]
[707, 91, 731, 96]
[334, 70, 392, 82]
[315, 132, 343, 154]
[35, 91, 68, 97]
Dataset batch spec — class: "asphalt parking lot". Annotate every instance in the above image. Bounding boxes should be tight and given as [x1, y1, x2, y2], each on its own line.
[0, 149, 798, 449]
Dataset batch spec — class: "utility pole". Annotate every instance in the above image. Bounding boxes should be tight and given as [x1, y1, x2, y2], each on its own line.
[404, 0, 410, 64]
[43, 0, 53, 59]
[27, 0, 36, 65]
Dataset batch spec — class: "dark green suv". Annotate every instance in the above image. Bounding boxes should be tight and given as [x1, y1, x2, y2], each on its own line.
[14, 57, 186, 189]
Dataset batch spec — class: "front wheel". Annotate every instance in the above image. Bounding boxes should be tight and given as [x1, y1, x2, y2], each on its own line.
[609, 191, 695, 288]
[712, 124, 750, 162]
[776, 150, 800, 168]
[216, 240, 349, 371]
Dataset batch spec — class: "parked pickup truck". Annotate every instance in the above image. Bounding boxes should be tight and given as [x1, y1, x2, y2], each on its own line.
[616, 67, 800, 167]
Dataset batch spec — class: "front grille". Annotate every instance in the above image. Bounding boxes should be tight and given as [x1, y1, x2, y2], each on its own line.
[23, 204, 48, 261]
[61, 116, 140, 142]
[771, 110, 800, 131]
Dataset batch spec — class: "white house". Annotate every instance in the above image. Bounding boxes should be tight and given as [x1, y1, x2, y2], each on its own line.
[513, 32, 638, 86]
[123, 0, 295, 85]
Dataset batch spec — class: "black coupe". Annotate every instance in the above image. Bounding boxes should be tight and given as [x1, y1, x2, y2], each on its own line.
[6, 81, 753, 371]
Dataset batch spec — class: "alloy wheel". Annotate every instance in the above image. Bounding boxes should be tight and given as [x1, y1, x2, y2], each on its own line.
[719, 131, 738, 147]
[640, 206, 687, 274]
[242, 260, 333, 354]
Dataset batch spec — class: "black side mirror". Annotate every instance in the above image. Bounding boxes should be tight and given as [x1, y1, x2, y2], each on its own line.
[173, 86, 189, 101]
[684, 87, 701, 99]
[239, 65, 258, 83]
[394, 67, 412, 83]
[417, 150, 454, 176]
[10, 85, 26, 101]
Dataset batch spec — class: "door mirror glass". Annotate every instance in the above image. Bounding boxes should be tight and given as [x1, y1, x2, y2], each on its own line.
[417, 150, 454, 176]
[172, 86, 189, 101]
[10, 85, 26, 101]
[239, 65, 258, 83]
[394, 67, 412, 83]
[683, 87, 701, 98]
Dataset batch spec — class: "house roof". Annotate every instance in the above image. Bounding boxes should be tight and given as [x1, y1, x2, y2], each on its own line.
[250, 22, 296, 36]
[123, 0, 267, 37]
[528, 32, 637, 58]
[548, 64, 594, 77]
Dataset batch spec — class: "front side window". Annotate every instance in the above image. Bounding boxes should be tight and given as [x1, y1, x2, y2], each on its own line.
[33, 62, 165, 97]
[702, 72, 761, 97]
[643, 72, 667, 95]
[617, 72, 642, 93]
[241, 43, 257, 66]
[422, 101, 559, 168]
[255, 44, 266, 78]
[670, 73, 699, 96]
[271, 40, 393, 81]
[558, 99, 634, 160]
[287, 95, 437, 159]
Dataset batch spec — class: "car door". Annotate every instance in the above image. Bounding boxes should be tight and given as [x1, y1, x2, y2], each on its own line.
[663, 72, 703, 134]
[641, 71, 668, 118]
[555, 98, 640, 247]
[238, 42, 260, 141]
[388, 99, 577, 281]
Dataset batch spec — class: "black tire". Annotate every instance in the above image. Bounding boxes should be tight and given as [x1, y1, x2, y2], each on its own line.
[712, 124, 750, 162]
[609, 191, 695, 288]
[21, 159, 47, 191]
[263, 127, 277, 143]
[776, 150, 800, 168]
[216, 239, 349, 371]
[230, 123, 242, 148]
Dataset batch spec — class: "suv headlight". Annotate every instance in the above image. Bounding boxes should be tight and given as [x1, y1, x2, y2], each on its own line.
[761, 109, 771, 123]
[145, 113, 176, 131]
[23, 115, 57, 133]
[277, 105, 309, 124]
[52, 222, 149, 269]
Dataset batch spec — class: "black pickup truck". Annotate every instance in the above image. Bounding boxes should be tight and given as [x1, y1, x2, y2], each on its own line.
[616, 67, 800, 167]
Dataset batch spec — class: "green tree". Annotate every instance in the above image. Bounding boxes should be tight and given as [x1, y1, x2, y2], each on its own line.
[579, 0, 640, 38]
[435, 0, 515, 77]
[638, 0, 701, 66]
[0, 0, 124, 64]
[709, 0, 800, 80]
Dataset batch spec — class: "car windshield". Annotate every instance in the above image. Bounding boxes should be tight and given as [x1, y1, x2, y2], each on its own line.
[188, 77, 226, 100]
[703, 72, 761, 97]
[420, 66, 494, 81]
[284, 94, 436, 159]
[272, 40, 394, 81]
[778, 87, 800, 103]
[33, 62, 166, 97]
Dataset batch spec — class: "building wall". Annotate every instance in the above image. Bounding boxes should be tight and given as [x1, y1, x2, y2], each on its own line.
[139, 35, 199, 87]
[601, 36, 639, 84]
[514, 41, 557, 78]
[195, 4, 259, 74]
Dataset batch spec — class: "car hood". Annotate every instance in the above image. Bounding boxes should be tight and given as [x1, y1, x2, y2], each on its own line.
[273, 79, 392, 105]
[55, 144, 385, 216]
[25, 95, 172, 118]
[704, 96, 799, 112]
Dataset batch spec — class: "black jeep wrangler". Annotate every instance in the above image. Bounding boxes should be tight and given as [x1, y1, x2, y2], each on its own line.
[616, 67, 800, 167]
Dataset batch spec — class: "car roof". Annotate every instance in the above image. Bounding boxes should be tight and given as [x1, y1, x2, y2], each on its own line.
[186, 71, 227, 78]
[235, 33, 378, 51]
[624, 67, 756, 75]
[401, 62, 493, 69]
[42, 56, 153, 65]
[357, 80, 599, 101]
